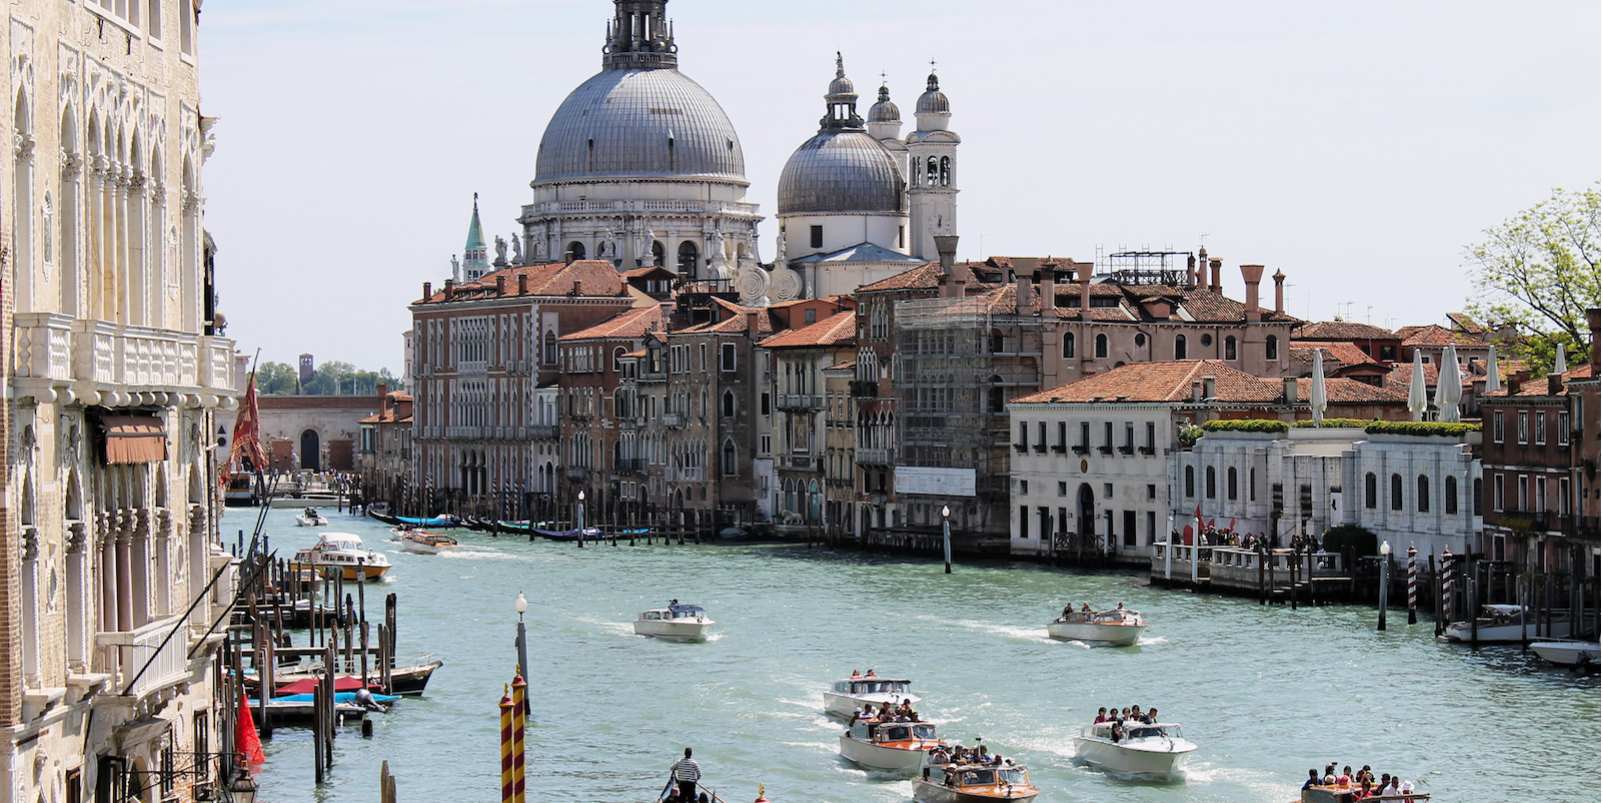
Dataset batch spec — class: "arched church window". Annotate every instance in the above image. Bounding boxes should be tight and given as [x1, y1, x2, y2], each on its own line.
[939, 156, 950, 187]
[1225, 335, 1237, 360]
[1063, 331, 1075, 358]
[543, 331, 558, 365]
[926, 156, 938, 186]
[1266, 335, 1279, 360]
[1174, 334, 1188, 360]
[678, 241, 698, 275]
[651, 240, 665, 267]
[1094, 334, 1108, 359]
[567, 241, 586, 261]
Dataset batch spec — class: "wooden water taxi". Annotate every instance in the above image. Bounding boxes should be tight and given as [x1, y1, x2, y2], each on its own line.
[914, 759, 1039, 803]
[823, 674, 920, 719]
[634, 603, 714, 642]
[1047, 606, 1148, 646]
[1072, 720, 1195, 777]
[839, 718, 944, 772]
[396, 529, 459, 555]
[290, 532, 391, 581]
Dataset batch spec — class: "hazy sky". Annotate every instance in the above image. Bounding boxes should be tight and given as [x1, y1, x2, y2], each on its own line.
[200, 0, 1600, 374]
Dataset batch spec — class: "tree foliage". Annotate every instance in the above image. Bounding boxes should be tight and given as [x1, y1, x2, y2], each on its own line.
[1465, 185, 1601, 375]
[253, 359, 396, 395]
[254, 361, 299, 395]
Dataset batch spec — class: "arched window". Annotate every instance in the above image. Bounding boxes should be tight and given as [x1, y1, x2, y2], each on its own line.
[1063, 331, 1075, 358]
[722, 440, 737, 476]
[722, 390, 735, 418]
[612, 346, 625, 372]
[678, 241, 699, 274]
[1365, 472, 1377, 509]
[1266, 335, 1279, 360]
[1417, 475, 1430, 513]
[989, 384, 1005, 414]
[1445, 475, 1459, 515]
[1174, 334, 1188, 360]
[1227, 467, 1238, 501]
[1095, 334, 1108, 359]
[926, 156, 938, 186]
[1205, 466, 1217, 499]
[939, 156, 950, 187]
[1390, 473, 1403, 511]
[1184, 466, 1195, 498]
[543, 331, 558, 364]
[1224, 336, 1237, 360]
[651, 240, 665, 266]
[566, 241, 586, 261]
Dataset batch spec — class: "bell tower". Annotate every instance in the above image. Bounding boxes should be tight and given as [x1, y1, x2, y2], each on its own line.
[906, 70, 960, 262]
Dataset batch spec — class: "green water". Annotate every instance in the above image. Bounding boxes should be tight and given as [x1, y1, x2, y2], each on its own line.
[238, 508, 1600, 803]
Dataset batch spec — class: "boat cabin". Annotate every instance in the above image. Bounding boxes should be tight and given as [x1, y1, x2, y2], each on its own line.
[923, 764, 1030, 788]
[1080, 721, 1184, 742]
[639, 605, 706, 621]
[832, 678, 912, 695]
[848, 720, 937, 744]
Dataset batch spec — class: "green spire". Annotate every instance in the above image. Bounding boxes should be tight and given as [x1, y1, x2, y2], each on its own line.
[465, 192, 486, 251]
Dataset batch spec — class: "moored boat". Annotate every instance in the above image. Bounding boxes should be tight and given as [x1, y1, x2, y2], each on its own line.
[397, 529, 459, 555]
[1072, 720, 1195, 777]
[823, 674, 920, 719]
[291, 532, 391, 581]
[1048, 606, 1148, 646]
[1530, 639, 1600, 668]
[244, 697, 369, 725]
[634, 603, 714, 642]
[914, 755, 1039, 803]
[247, 657, 444, 697]
[534, 526, 605, 542]
[839, 718, 944, 773]
[1441, 604, 1572, 643]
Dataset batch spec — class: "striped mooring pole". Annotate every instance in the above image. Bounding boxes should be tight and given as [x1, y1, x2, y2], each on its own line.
[500, 687, 514, 803]
[1438, 547, 1453, 636]
[512, 674, 528, 803]
[1407, 545, 1418, 625]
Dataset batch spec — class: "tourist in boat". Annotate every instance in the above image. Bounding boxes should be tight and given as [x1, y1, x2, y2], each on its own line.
[1304, 769, 1321, 790]
[670, 748, 700, 802]
[1081, 602, 1092, 612]
[865, 669, 877, 677]
[1144, 707, 1158, 724]
[851, 669, 862, 678]
[1061, 602, 1073, 619]
[1094, 707, 1108, 723]
[1109, 721, 1125, 743]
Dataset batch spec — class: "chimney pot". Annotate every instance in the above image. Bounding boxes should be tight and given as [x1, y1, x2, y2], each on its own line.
[1203, 376, 1217, 400]
[1041, 269, 1056, 313]
[423, 281, 432, 299]
[518, 273, 529, 295]
[1273, 270, 1286, 315]
[1209, 258, 1222, 294]
[1240, 264, 1265, 322]
[496, 274, 507, 296]
[1191, 380, 1203, 403]
[1283, 376, 1298, 404]
[565, 250, 576, 265]
[443, 278, 455, 300]
[1077, 262, 1093, 315]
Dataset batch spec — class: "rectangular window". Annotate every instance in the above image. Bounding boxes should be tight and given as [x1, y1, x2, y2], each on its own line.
[1494, 474, 1505, 512]
[1123, 510, 1137, 547]
[1078, 422, 1091, 451]
[1146, 511, 1157, 545]
[1144, 421, 1155, 452]
[1103, 483, 1113, 499]
[1536, 477, 1547, 513]
[1517, 410, 1528, 444]
[1057, 507, 1067, 535]
[180, 1, 194, 55]
[810, 225, 824, 248]
[760, 393, 770, 416]
[1517, 474, 1528, 511]
[1019, 506, 1029, 539]
[1558, 412, 1571, 445]
[1016, 421, 1028, 452]
[148, 0, 162, 39]
[1020, 480, 1029, 495]
[1056, 422, 1067, 452]
[720, 343, 736, 371]
[1561, 477, 1572, 516]
[1036, 421, 1047, 452]
[1535, 411, 1546, 445]
[1058, 481, 1067, 497]
[1146, 483, 1156, 500]
[1493, 410, 1504, 443]
[699, 343, 707, 372]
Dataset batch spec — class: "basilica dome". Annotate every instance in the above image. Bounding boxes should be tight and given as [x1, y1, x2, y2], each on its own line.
[777, 131, 904, 215]
[534, 68, 747, 183]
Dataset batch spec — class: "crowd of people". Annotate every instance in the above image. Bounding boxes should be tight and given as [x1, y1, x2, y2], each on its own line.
[1057, 602, 1125, 619]
[853, 699, 920, 723]
[1304, 763, 1417, 799]
[926, 743, 1014, 770]
[1091, 704, 1162, 742]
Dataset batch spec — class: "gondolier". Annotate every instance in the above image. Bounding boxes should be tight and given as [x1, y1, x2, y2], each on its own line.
[671, 747, 701, 801]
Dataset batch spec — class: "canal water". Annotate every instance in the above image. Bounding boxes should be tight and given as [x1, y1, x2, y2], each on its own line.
[238, 508, 1600, 803]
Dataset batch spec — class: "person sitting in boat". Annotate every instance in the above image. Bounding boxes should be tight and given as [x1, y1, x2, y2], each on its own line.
[1109, 721, 1125, 743]
[850, 669, 862, 678]
[864, 669, 877, 677]
[1094, 707, 1108, 723]
[896, 700, 915, 718]
[1303, 769, 1321, 790]
[943, 764, 958, 787]
[1145, 707, 1158, 724]
[1081, 602, 1092, 612]
[1061, 602, 1073, 619]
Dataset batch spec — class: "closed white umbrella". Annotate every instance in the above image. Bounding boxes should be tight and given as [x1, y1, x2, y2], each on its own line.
[1310, 348, 1328, 424]
[1407, 350, 1428, 421]
[1436, 343, 1462, 423]
[1484, 344, 1501, 394]
[1554, 344, 1568, 374]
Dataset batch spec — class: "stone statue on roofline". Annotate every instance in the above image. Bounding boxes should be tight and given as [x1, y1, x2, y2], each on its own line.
[510, 231, 522, 264]
[494, 236, 508, 266]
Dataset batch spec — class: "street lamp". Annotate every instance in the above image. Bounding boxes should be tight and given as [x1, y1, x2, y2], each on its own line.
[1377, 540, 1391, 631]
[941, 505, 952, 574]
[514, 592, 529, 681]
[227, 766, 259, 803]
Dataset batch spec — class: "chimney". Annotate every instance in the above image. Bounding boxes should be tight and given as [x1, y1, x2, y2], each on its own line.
[1583, 307, 1596, 379]
[1240, 264, 1265, 322]
[1209, 258, 1222, 294]
[937, 272, 950, 298]
[1191, 380, 1203, 403]
[1196, 246, 1208, 288]
[934, 234, 960, 276]
[1040, 266, 1056, 314]
[1283, 376, 1298, 404]
[1202, 376, 1217, 400]
[423, 281, 432, 299]
[443, 278, 455, 300]
[495, 274, 507, 296]
[377, 383, 389, 409]
[565, 250, 576, 265]
[1273, 270, 1286, 315]
[1186, 254, 1197, 288]
[518, 273, 529, 295]
[1016, 270, 1035, 316]
[1548, 373, 1563, 396]
[1077, 261, 1093, 314]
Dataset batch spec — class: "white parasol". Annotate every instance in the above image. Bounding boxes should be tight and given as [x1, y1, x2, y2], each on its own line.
[1309, 348, 1327, 424]
[1435, 343, 1462, 423]
[1407, 350, 1428, 421]
[1484, 344, 1500, 394]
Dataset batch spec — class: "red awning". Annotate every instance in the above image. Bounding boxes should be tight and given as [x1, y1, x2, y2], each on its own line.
[102, 415, 168, 464]
[275, 676, 377, 696]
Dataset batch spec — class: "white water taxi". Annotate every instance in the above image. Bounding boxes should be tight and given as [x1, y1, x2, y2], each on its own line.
[291, 532, 391, 581]
[1072, 720, 1195, 777]
[914, 754, 1039, 803]
[839, 718, 944, 773]
[1530, 640, 1600, 668]
[634, 603, 714, 642]
[1048, 607, 1148, 646]
[396, 529, 459, 555]
[823, 675, 920, 719]
[1441, 604, 1571, 643]
[295, 507, 330, 527]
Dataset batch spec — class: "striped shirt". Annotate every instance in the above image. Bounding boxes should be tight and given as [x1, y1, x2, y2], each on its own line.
[671, 758, 701, 782]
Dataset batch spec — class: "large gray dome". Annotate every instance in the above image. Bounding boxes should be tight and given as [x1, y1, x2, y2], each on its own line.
[777, 131, 904, 215]
[535, 68, 746, 182]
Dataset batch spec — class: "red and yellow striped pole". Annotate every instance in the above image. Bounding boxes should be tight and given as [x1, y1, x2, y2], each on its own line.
[511, 673, 527, 803]
[499, 686, 514, 803]
[1407, 545, 1418, 625]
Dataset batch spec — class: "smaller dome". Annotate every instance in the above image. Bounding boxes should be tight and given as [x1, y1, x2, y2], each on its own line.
[777, 131, 904, 216]
[916, 72, 950, 114]
[868, 85, 900, 123]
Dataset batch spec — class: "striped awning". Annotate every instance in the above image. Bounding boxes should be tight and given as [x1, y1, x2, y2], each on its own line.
[102, 415, 168, 464]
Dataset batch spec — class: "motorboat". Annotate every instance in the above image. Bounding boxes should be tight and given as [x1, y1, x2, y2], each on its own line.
[397, 529, 459, 555]
[1072, 720, 1195, 777]
[247, 656, 444, 697]
[244, 696, 370, 725]
[1441, 604, 1571, 643]
[634, 604, 714, 642]
[839, 718, 944, 773]
[395, 514, 463, 528]
[914, 755, 1039, 803]
[295, 507, 330, 527]
[290, 532, 391, 581]
[1530, 639, 1600, 669]
[1299, 782, 1429, 802]
[823, 675, 920, 719]
[1048, 606, 1148, 646]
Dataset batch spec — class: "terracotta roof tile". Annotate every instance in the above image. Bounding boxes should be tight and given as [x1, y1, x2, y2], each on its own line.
[418, 260, 625, 304]
[1292, 320, 1399, 341]
[856, 262, 943, 293]
[1289, 341, 1380, 370]
[558, 305, 664, 341]
[1014, 361, 1280, 404]
[1398, 323, 1485, 347]
[760, 312, 857, 349]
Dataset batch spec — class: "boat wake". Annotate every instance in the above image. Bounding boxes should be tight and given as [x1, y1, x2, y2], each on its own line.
[438, 549, 517, 561]
[1136, 635, 1168, 646]
[946, 618, 1057, 645]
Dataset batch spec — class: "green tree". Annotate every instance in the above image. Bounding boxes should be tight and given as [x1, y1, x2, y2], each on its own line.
[302, 361, 358, 395]
[254, 361, 299, 395]
[1465, 185, 1601, 375]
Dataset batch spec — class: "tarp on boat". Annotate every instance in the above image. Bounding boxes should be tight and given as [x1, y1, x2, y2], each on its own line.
[277, 675, 380, 696]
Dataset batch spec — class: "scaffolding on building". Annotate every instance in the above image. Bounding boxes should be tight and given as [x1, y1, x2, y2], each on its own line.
[1095, 249, 1193, 286]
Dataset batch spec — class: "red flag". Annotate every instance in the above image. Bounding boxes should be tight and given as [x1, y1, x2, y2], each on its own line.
[229, 377, 268, 473]
[236, 685, 265, 764]
[1227, 518, 1236, 533]
[1206, 518, 1216, 529]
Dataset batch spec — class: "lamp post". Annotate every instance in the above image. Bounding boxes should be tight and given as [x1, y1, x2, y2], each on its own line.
[514, 592, 528, 681]
[227, 766, 259, 803]
[1377, 540, 1391, 631]
[576, 490, 586, 548]
[941, 505, 952, 574]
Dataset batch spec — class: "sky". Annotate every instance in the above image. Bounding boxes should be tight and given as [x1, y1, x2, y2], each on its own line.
[199, 0, 1601, 374]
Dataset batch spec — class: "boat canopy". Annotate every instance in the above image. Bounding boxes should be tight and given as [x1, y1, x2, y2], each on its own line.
[667, 604, 705, 615]
[318, 532, 365, 547]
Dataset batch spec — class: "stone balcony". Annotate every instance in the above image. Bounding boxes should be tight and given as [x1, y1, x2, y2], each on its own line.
[96, 613, 191, 701]
[13, 313, 236, 408]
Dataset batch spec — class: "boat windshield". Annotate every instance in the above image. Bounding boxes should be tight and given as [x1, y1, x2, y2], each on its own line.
[911, 723, 937, 740]
[878, 726, 912, 741]
[851, 680, 909, 694]
[667, 604, 704, 617]
[1129, 726, 1175, 740]
[958, 769, 996, 786]
[997, 768, 1027, 785]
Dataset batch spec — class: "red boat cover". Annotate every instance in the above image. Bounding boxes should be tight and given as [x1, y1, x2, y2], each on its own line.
[276, 675, 377, 696]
